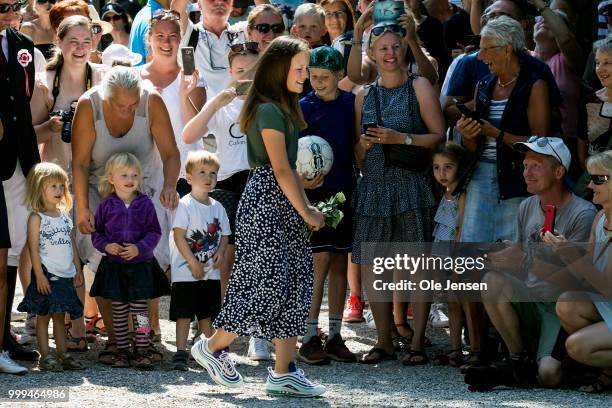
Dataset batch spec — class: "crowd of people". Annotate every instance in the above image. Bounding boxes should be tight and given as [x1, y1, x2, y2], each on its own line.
[0, 0, 611, 399]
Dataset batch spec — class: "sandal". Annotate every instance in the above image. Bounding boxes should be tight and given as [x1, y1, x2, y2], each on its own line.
[66, 335, 88, 353]
[112, 350, 130, 368]
[402, 350, 429, 366]
[393, 323, 413, 352]
[433, 349, 462, 366]
[133, 351, 154, 371]
[39, 354, 63, 372]
[85, 315, 106, 336]
[149, 331, 162, 344]
[98, 341, 117, 365]
[579, 371, 612, 393]
[147, 345, 163, 363]
[459, 351, 485, 374]
[359, 347, 397, 364]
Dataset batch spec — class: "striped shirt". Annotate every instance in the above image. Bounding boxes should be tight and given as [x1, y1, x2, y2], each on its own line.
[481, 99, 507, 162]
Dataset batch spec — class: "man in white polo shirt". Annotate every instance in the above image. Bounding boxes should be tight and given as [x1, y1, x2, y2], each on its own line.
[173, 0, 246, 98]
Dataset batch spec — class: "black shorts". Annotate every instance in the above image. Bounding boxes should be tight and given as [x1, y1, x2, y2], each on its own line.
[305, 188, 354, 253]
[169, 280, 221, 322]
[210, 170, 250, 245]
[0, 183, 10, 249]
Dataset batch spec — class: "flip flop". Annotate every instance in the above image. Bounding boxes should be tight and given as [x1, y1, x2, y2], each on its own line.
[402, 350, 429, 366]
[359, 347, 397, 364]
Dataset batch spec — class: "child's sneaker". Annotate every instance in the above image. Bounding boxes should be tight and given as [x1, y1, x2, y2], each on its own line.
[265, 362, 326, 397]
[39, 354, 63, 372]
[324, 334, 356, 363]
[191, 337, 243, 387]
[248, 337, 270, 361]
[0, 351, 27, 375]
[297, 336, 329, 365]
[429, 306, 449, 328]
[112, 350, 130, 369]
[342, 294, 365, 323]
[173, 350, 189, 371]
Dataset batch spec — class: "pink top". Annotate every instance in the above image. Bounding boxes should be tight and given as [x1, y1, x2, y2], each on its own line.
[547, 53, 580, 138]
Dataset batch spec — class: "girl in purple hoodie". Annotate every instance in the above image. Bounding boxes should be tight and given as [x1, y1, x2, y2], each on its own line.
[90, 152, 170, 370]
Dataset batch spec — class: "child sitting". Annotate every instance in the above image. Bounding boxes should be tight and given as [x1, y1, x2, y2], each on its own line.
[169, 151, 230, 371]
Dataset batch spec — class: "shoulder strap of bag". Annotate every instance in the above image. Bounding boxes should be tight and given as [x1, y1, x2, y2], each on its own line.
[188, 26, 199, 50]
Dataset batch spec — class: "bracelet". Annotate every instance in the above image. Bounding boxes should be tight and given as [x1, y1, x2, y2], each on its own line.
[351, 41, 362, 46]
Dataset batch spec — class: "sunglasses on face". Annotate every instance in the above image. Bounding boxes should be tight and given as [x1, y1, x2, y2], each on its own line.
[589, 174, 610, 185]
[252, 23, 284, 34]
[103, 14, 123, 22]
[36, 0, 56, 4]
[0, 2, 22, 13]
[229, 41, 258, 53]
[370, 24, 407, 38]
[526, 136, 564, 167]
[91, 24, 102, 34]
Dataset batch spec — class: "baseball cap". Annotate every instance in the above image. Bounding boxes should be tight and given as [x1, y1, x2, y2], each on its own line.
[513, 136, 571, 171]
[101, 43, 143, 67]
[101, 3, 127, 20]
[309, 46, 344, 72]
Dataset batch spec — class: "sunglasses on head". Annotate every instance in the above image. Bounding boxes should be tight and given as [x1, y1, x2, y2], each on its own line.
[103, 14, 123, 22]
[91, 24, 102, 34]
[36, 0, 56, 4]
[151, 9, 180, 21]
[526, 136, 564, 167]
[252, 23, 284, 34]
[370, 24, 407, 38]
[0, 2, 22, 13]
[589, 174, 610, 185]
[230, 41, 258, 53]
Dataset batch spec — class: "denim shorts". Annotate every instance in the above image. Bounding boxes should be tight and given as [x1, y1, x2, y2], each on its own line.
[460, 161, 524, 243]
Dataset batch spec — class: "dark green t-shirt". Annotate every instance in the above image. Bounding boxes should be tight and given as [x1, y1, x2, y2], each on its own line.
[247, 103, 299, 169]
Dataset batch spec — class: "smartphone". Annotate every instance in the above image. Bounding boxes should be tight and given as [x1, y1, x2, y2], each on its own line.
[373, 0, 406, 24]
[456, 103, 483, 124]
[235, 80, 252, 96]
[363, 122, 377, 133]
[181, 47, 195, 76]
[543, 204, 556, 235]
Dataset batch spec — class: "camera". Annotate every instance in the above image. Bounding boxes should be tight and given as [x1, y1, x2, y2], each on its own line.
[51, 103, 76, 143]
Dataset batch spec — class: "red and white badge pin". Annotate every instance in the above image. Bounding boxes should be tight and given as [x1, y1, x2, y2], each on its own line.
[17, 49, 32, 68]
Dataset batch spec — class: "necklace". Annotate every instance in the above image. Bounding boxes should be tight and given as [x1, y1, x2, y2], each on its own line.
[498, 75, 518, 88]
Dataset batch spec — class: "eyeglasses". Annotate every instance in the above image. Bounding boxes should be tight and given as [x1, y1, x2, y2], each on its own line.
[526, 136, 564, 167]
[229, 41, 258, 53]
[103, 14, 123, 22]
[36, 0, 57, 4]
[252, 23, 284, 34]
[325, 11, 346, 19]
[0, 2, 22, 13]
[91, 24, 102, 35]
[589, 174, 610, 185]
[151, 9, 180, 22]
[479, 44, 505, 53]
[370, 24, 406, 38]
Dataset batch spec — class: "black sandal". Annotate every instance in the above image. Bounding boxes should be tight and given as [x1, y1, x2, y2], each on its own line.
[393, 324, 413, 352]
[98, 341, 116, 365]
[433, 349, 462, 366]
[459, 351, 485, 374]
[402, 350, 429, 366]
[579, 372, 612, 393]
[359, 347, 397, 364]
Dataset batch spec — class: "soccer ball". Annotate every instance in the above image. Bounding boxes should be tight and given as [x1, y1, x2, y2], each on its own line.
[296, 136, 334, 179]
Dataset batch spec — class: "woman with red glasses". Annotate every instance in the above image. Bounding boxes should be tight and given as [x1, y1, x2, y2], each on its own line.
[20, 0, 58, 61]
[246, 4, 285, 52]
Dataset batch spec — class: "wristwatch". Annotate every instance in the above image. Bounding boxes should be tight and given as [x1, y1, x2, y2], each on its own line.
[404, 134, 413, 145]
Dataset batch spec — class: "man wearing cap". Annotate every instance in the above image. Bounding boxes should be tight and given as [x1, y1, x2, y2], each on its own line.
[473, 137, 596, 389]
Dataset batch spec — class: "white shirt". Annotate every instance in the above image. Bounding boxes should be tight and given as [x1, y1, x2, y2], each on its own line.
[181, 21, 246, 99]
[170, 195, 231, 282]
[1, 29, 42, 71]
[37, 212, 76, 278]
[207, 98, 249, 181]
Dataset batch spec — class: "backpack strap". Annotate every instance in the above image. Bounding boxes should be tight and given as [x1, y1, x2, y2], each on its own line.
[188, 25, 199, 50]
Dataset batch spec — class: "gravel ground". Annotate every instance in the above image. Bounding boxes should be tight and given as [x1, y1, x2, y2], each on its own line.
[1, 284, 610, 408]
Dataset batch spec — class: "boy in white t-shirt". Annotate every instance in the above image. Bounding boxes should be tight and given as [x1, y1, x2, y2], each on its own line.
[169, 151, 231, 371]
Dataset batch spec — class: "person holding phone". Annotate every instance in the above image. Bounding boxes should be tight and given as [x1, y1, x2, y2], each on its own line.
[182, 42, 262, 359]
[139, 9, 206, 342]
[471, 137, 596, 390]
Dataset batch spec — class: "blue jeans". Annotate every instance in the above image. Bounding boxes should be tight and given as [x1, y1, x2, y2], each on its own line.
[460, 161, 523, 243]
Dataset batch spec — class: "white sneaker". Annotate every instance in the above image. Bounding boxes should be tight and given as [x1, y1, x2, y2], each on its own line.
[0, 351, 28, 375]
[365, 309, 376, 329]
[191, 337, 243, 388]
[429, 306, 449, 328]
[265, 362, 326, 397]
[248, 337, 270, 361]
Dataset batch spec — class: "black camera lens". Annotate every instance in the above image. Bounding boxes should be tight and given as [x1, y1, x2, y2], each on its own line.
[61, 121, 72, 143]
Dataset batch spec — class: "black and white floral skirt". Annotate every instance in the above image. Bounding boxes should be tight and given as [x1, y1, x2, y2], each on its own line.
[214, 167, 313, 341]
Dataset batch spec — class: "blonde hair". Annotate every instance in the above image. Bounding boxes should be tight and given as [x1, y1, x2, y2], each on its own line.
[586, 150, 612, 177]
[98, 152, 143, 199]
[185, 151, 220, 175]
[294, 3, 326, 26]
[25, 162, 73, 213]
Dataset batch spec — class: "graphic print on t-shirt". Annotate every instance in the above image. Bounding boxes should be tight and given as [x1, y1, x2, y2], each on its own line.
[186, 218, 221, 266]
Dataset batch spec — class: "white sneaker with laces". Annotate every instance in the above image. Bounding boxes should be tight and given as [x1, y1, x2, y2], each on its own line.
[0, 351, 28, 375]
[248, 337, 270, 361]
[265, 362, 326, 397]
[429, 306, 449, 328]
[191, 337, 243, 387]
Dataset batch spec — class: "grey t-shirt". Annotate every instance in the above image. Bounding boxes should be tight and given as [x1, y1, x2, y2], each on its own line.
[517, 193, 596, 299]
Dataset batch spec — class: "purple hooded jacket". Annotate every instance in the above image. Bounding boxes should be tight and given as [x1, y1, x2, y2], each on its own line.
[92, 193, 161, 264]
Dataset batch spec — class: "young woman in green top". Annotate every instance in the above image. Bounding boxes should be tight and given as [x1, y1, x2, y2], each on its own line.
[190, 36, 327, 398]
